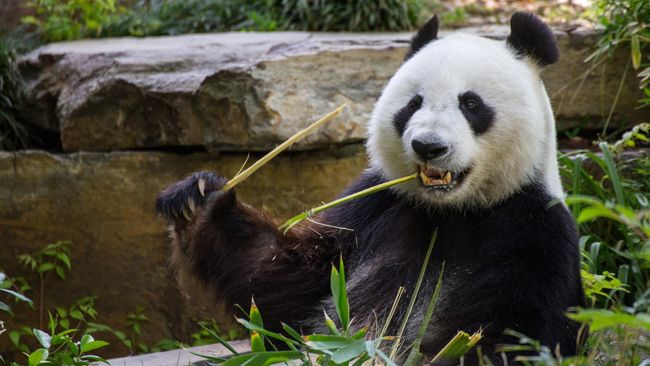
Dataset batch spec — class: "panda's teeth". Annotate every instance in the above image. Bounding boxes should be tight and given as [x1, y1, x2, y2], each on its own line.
[442, 171, 452, 185]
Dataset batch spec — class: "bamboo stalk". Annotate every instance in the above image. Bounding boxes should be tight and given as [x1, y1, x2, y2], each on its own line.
[389, 229, 438, 360]
[222, 103, 347, 191]
[278, 172, 419, 234]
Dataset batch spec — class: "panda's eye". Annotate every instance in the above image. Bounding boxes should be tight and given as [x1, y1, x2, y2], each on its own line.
[458, 91, 495, 135]
[460, 96, 478, 110]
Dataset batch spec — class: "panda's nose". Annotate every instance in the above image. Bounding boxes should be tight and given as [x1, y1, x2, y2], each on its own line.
[411, 140, 449, 161]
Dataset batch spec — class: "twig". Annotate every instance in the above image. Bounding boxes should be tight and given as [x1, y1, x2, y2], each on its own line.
[222, 103, 347, 191]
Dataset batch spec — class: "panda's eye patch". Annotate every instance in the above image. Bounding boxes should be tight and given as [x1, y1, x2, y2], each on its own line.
[393, 94, 423, 136]
[458, 91, 494, 135]
[407, 95, 423, 111]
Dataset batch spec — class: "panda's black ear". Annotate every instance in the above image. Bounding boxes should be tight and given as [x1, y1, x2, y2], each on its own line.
[405, 15, 439, 61]
[506, 12, 559, 67]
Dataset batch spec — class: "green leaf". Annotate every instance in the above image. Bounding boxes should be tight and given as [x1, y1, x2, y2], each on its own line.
[70, 310, 83, 320]
[80, 334, 94, 346]
[56, 252, 71, 269]
[37, 263, 54, 273]
[281, 323, 304, 342]
[33, 329, 51, 349]
[198, 322, 240, 355]
[249, 299, 264, 329]
[631, 35, 641, 69]
[323, 311, 340, 336]
[251, 331, 266, 352]
[0, 301, 10, 313]
[568, 309, 650, 331]
[236, 319, 299, 349]
[81, 340, 109, 353]
[330, 257, 350, 332]
[9, 330, 20, 346]
[330, 339, 366, 363]
[0, 288, 32, 304]
[599, 142, 625, 206]
[28, 348, 48, 366]
[305, 334, 355, 350]
[431, 330, 482, 362]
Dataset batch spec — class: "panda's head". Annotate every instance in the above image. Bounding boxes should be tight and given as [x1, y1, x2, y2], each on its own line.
[367, 12, 563, 209]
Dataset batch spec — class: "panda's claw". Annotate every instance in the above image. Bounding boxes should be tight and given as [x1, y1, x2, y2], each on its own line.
[198, 178, 206, 197]
[155, 171, 229, 222]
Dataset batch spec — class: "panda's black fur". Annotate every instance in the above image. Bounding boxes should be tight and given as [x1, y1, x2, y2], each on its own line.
[156, 12, 585, 365]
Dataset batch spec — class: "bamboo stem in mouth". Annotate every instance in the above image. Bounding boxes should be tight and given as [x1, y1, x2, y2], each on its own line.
[222, 103, 347, 191]
[278, 172, 419, 234]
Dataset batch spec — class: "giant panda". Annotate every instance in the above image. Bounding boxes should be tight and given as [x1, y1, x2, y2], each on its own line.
[156, 12, 585, 364]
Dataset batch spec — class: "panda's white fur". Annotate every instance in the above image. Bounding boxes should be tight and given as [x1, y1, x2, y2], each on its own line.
[367, 32, 563, 209]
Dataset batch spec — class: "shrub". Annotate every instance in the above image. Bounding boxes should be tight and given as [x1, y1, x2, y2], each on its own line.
[22, 0, 125, 42]
[0, 35, 29, 150]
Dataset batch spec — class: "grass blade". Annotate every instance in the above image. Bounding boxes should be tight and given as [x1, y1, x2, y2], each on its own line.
[404, 262, 445, 366]
[599, 142, 625, 206]
[389, 229, 438, 359]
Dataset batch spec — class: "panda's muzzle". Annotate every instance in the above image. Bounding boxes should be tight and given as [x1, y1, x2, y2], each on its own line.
[418, 164, 469, 191]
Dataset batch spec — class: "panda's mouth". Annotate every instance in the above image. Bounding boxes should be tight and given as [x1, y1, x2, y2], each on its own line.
[418, 164, 470, 191]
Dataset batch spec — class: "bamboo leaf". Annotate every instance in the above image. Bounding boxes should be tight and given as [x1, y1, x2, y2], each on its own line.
[631, 36, 641, 69]
[430, 330, 483, 362]
[330, 339, 366, 363]
[599, 142, 625, 206]
[330, 257, 350, 332]
[251, 331, 266, 352]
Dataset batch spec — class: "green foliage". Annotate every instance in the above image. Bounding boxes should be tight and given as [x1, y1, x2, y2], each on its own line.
[560, 136, 649, 306]
[198, 235, 481, 365]
[587, 0, 650, 133]
[22, 0, 125, 42]
[115, 0, 421, 37]
[1, 270, 109, 366]
[0, 36, 29, 150]
[267, 0, 422, 32]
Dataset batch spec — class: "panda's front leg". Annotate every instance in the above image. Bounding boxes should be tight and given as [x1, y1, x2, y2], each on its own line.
[155, 171, 336, 330]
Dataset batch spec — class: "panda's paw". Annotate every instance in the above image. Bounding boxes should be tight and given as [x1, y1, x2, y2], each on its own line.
[155, 171, 233, 223]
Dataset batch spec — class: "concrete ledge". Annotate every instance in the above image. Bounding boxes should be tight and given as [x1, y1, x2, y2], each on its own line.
[106, 340, 250, 366]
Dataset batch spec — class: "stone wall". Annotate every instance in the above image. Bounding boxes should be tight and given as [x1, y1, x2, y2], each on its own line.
[19, 28, 645, 152]
[0, 146, 367, 354]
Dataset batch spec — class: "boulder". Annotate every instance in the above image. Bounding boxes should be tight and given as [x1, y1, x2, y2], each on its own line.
[0, 147, 367, 355]
[19, 28, 646, 152]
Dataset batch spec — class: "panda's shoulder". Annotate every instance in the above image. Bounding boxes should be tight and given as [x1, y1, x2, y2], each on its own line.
[485, 183, 578, 252]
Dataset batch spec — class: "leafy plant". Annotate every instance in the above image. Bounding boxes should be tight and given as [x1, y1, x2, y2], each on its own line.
[18, 241, 72, 329]
[197, 233, 482, 366]
[0, 35, 29, 150]
[22, 0, 125, 42]
[586, 0, 649, 136]
[268, 0, 422, 32]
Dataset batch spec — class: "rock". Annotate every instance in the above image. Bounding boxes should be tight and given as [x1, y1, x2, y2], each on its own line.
[19, 28, 646, 152]
[0, 147, 367, 356]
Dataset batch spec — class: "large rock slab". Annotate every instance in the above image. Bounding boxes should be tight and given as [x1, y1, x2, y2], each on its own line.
[0, 147, 367, 356]
[20, 28, 645, 152]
